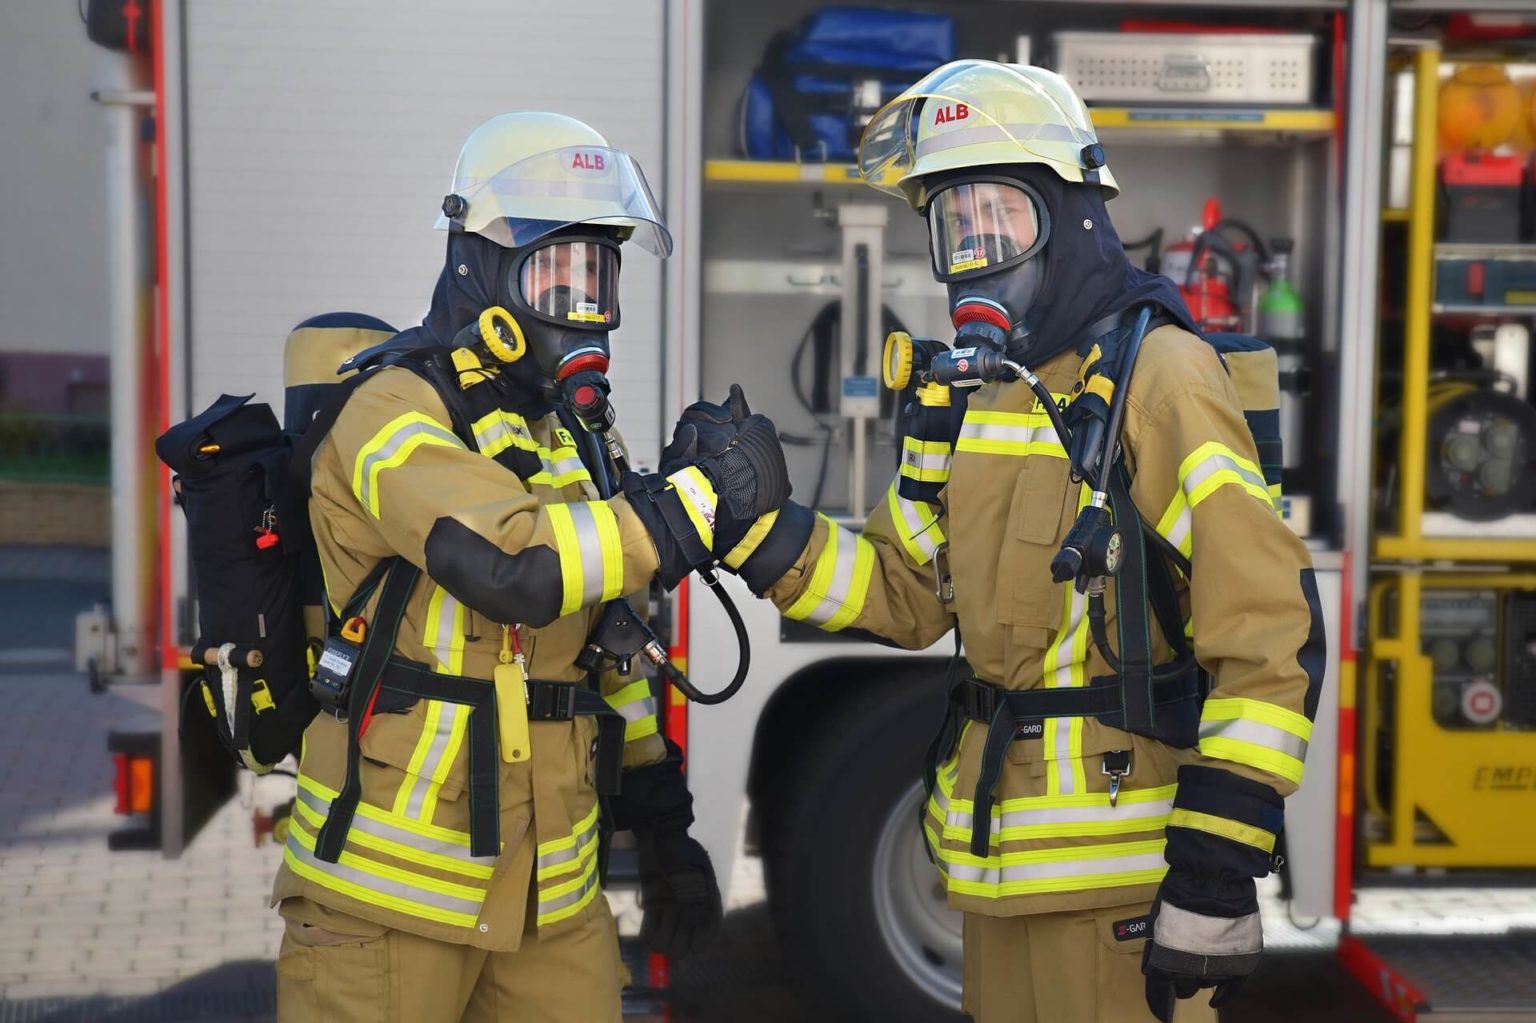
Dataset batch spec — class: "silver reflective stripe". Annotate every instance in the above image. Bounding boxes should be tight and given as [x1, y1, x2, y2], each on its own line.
[943, 848, 1167, 886]
[1184, 451, 1268, 497]
[802, 527, 860, 628]
[613, 694, 657, 724]
[1199, 717, 1309, 762]
[357, 421, 462, 511]
[566, 503, 609, 605]
[539, 449, 589, 483]
[286, 828, 485, 918]
[403, 703, 468, 819]
[1163, 508, 1193, 553]
[537, 811, 602, 874]
[891, 489, 942, 562]
[473, 414, 531, 457]
[944, 794, 1173, 837]
[915, 120, 1094, 160]
[538, 866, 599, 916]
[902, 449, 952, 473]
[295, 787, 492, 867]
[958, 419, 1063, 448]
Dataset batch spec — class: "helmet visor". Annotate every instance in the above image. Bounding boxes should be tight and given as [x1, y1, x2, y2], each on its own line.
[927, 181, 1041, 280]
[518, 240, 620, 327]
[440, 146, 673, 257]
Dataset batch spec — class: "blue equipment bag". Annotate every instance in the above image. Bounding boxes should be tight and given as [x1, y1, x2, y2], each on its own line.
[739, 7, 954, 162]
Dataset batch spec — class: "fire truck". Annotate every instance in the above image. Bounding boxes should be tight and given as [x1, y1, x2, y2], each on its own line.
[84, 1, 1536, 1019]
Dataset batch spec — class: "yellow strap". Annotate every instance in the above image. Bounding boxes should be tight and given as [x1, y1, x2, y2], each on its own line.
[1168, 808, 1277, 854]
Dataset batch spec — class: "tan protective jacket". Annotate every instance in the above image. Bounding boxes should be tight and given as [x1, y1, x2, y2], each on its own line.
[272, 360, 665, 951]
[764, 325, 1323, 918]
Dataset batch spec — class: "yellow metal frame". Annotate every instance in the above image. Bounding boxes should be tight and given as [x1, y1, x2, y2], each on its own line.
[1374, 48, 1536, 563]
[703, 108, 1336, 187]
[1363, 571, 1536, 868]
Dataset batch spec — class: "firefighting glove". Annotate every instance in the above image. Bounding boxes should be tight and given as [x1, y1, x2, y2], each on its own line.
[611, 739, 723, 959]
[659, 383, 754, 475]
[624, 414, 791, 589]
[1142, 766, 1284, 1023]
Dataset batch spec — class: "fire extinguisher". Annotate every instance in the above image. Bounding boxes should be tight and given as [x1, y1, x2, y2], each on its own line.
[1161, 199, 1267, 333]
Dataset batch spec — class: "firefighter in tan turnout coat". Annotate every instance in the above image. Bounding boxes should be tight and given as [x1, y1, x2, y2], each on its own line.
[272, 113, 791, 1022]
[711, 61, 1327, 1023]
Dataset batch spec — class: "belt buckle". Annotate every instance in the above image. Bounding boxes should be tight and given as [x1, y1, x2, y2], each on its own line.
[552, 684, 576, 720]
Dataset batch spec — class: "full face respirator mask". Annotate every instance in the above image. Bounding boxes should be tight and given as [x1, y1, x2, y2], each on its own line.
[926, 176, 1051, 361]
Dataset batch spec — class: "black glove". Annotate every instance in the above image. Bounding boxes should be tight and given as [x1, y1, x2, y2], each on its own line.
[637, 829, 723, 959]
[659, 384, 754, 476]
[1142, 765, 1283, 1022]
[610, 739, 722, 959]
[625, 414, 791, 588]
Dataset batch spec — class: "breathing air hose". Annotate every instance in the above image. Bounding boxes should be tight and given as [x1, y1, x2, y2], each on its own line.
[565, 391, 751, 706]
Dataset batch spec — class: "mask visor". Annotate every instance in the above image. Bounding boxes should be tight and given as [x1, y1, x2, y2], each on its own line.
[927, 181, 1041, 281]
[518, 241, 620, 327]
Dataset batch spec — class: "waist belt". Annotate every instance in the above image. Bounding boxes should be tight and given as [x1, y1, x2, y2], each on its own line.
[313, 561, 627, 863]
[933, 671, 1203, 857]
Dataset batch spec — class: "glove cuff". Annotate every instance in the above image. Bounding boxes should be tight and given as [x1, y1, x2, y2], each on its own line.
[722, 500, 815, 595]
[1147, 901, 1263, 974]
[623, 470, 714, 588]
[1165, 765, 1284, 880]
[611, 738, 694, 835]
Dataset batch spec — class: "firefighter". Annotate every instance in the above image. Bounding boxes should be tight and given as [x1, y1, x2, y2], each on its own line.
[687, 62, 1326, 1022]
[271, 112, 788, 1022]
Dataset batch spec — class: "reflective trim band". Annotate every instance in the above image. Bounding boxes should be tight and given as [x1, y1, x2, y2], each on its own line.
[724, 510, 778, 570]
[1167, 808, 1277, 855]
[545, 501, 625, 617]
[915, 120, 1096, 160]
[1199, 697, 1311, 785]
[470, 409, 536, 458]
[604, 679, 659, 743]
[900, 437, 952, 483]
[537, 855, 601, 927]
[297, 772, 476, 847]
[284, 814, 486, 928]
[1044, 484, 1092, 795]
[292, 788, 495, 879]
[351, 412, 465, 518]
[886, 482, 945, 566]
[667, 466, 717, 550]
[933, 839, 1169, 897]
[936, 768, 1174, 843]
[956, 406, 1067, 459]
[529, 444, 592, 489]
[782, 516, 875, 631]
[536, 803, 602, 880]
[1155, 442, 1277, 558]
[423, 586, 465, 677]
[392, 700, 470, 822]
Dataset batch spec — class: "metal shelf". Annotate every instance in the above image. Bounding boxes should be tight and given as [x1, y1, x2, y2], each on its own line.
[1432, 304, 1536, 315]
[704, 108, 1337, 186]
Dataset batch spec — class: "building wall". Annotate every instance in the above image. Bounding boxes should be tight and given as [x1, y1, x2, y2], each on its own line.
[0, 1, 118, 357]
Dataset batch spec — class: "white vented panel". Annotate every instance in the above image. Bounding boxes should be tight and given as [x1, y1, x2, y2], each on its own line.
[184, 0, 669, 462]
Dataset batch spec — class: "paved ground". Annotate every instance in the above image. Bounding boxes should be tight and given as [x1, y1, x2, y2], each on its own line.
[3, 546, 1535, 1022]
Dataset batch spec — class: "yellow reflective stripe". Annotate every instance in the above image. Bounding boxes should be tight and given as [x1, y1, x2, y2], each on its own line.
[605, 679, 659, 742]
[1167, 808, 1277, 854]
[724, 509, 778, 570]
[470, 409, 536, 458]
[351, 412, 464, 518]
[900, 436, 952, 483]
[932, 838, 1168, 898]
[528, 444, 592, 488]
[544, 502, 623, 616]
[537, 855, 601, 926]
[291, 792, 494, 880]
[418, 706, 469, 824]
[668, 466, 717, 549]
[1199, 698, 1311, 784]
[536, 802, 602, 875]
[1268, 482, 1283, 502]
[886, 482, 945, 565]
[297, 772, 475, 846]
[1199, 741, 1306, 786]
[423, 586, 465, 676]
[392, 700, 446, 817]
[1154, 441, 1277, 558]
[285, 815, 486, 928]
[782, 517, 874, 631]
[1045, 484, 1092, 796]
[956, 406, 1069, 459]
[1202, 696, 1314, 740]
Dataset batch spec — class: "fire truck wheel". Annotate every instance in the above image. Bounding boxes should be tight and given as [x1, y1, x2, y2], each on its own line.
[768, 671, 964, 1022]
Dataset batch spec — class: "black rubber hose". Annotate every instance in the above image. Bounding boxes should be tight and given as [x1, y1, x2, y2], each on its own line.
[660, 570, 751, 706]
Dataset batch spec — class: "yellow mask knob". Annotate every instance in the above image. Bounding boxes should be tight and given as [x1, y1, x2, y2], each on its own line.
[479, 306, 527, 364]
[883, 331, 914, 391]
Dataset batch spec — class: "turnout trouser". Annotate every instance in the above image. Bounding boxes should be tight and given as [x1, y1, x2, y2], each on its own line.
[962, 902, 1217, 1023]
[276, 896, 626, 1023]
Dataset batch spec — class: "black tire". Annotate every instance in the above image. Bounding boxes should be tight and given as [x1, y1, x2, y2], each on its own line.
[766, 669, 965, 1023]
